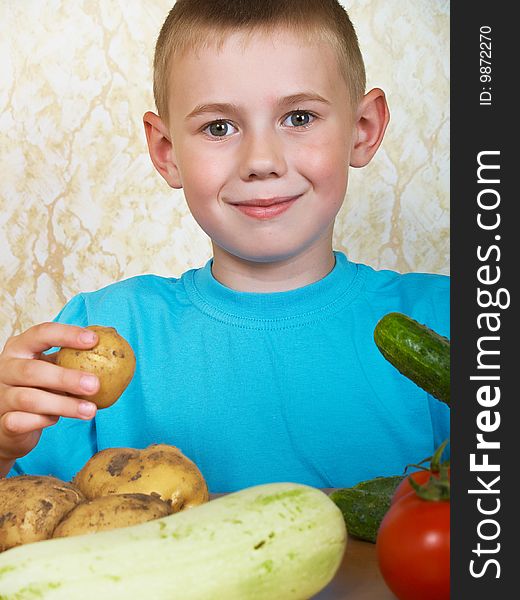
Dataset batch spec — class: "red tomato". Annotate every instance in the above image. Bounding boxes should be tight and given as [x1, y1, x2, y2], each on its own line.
[376, 493, 450, 600]
[392, 468, 451, 504]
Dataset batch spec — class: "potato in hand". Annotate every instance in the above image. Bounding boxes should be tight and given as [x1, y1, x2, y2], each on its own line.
[56, 325, 135, 409]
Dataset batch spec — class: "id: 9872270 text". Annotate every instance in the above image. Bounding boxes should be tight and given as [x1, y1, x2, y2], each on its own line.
[479, 25, 492, 106]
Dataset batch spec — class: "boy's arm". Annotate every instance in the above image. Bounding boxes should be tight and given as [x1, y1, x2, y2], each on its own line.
[0, 323, 100, 477]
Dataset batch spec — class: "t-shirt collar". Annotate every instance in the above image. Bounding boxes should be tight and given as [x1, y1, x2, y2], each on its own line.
[186, 251, 360, 323]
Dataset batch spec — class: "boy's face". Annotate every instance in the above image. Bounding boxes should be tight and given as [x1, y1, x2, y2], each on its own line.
[164, 30, 356, 265]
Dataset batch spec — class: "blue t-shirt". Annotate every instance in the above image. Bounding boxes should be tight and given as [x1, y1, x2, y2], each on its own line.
[10, 252, 450, 492]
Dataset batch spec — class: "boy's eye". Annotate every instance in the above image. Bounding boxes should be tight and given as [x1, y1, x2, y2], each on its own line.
[283, 111, 315, 128]
[204, 120, 237, 138]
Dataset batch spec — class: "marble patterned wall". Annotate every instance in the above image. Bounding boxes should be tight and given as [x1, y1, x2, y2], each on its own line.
[0, 0, 449, 347]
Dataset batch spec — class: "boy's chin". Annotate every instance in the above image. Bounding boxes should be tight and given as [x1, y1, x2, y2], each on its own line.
[216, 248, 296, 265]
[212, 242, 326, 266]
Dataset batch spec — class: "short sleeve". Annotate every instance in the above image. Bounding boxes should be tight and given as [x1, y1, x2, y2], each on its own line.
[53, 294, 89, 326]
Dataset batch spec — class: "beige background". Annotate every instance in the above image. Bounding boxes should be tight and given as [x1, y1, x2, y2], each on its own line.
[0, 0, 449, 348]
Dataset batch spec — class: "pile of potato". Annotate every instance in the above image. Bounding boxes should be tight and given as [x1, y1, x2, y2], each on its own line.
[0, 444, 209, 552]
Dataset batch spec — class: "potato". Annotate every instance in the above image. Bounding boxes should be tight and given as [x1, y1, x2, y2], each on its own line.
[0, 475, 84, 551]
[56, 325, 136, 409]
[74, 444, 209, 512]
[52, 492, 172, 538]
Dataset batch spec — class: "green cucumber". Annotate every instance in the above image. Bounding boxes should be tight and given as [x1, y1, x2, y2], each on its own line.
[374, 312, 450, 405]
[0, 482, 346, 600]
[329, 475, 404, 543]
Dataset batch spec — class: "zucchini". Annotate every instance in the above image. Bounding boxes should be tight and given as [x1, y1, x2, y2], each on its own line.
[329, 475, 404, 543]
[374, 312, 450, 405]
[0, 482, 346, 600]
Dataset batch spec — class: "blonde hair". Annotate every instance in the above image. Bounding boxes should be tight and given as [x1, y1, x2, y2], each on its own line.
[153, 0, 366, 125]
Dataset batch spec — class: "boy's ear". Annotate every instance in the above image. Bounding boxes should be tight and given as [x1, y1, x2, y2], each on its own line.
[349, 88, 390, 168]
[143, 111, 183, 189]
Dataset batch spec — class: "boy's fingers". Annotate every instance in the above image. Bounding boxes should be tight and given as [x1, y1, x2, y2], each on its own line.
[3, 322, 97, 358]
[40, 351, 57, 364]
[1, 411, 60, 436]
[2, 387, 97, 422]
[2, 357, 100, 397]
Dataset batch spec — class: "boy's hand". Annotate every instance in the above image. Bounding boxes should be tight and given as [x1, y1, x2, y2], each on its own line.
[0, 323, 100, 473]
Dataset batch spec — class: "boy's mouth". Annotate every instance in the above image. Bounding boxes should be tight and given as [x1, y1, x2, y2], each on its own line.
[230, 195, 301, 220]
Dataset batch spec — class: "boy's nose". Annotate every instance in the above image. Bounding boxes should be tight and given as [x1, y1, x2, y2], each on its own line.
[238, 130, 287, 180]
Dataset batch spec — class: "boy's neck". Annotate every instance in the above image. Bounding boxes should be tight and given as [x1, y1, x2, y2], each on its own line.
[210, 241, 336, 293]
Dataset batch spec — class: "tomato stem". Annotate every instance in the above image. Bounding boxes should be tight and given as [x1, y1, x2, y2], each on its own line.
[408, 440, 450, 501]
[430, 439, 449, 472]
[402, 439, 449, 475]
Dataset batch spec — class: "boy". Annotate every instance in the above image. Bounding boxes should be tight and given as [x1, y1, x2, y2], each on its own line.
[0, 0, 449, 492]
